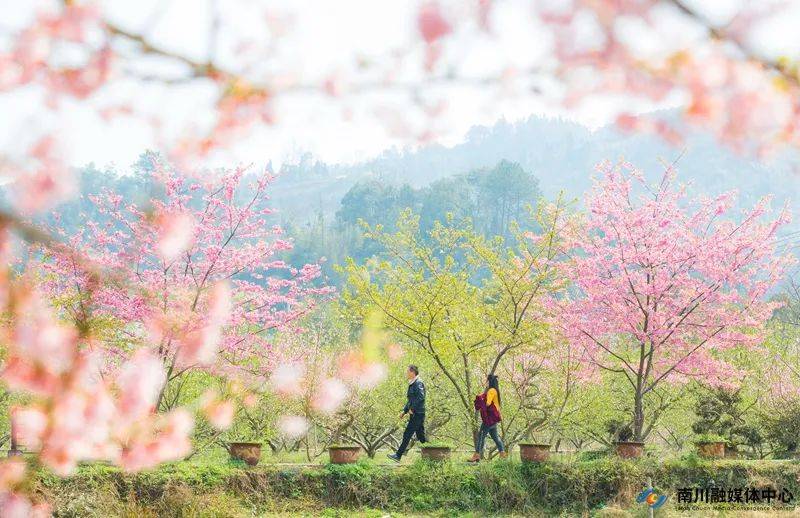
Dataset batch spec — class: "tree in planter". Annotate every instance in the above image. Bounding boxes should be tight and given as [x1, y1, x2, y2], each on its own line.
[493, 342, 583, 455]
[329, 385, 399, 458]
[606, 419, 634, 444]
[35, 156, 332, 412]
[557, 161, 791, 442]
[762, 399, 800, 458]
[691, 386, 763, 456]
[341, 202, 571, 450]
[236, 305, 399, 461]
[650, 389, 695, 452]
[314, 349, 455, 458]
[552, 382, 613, 452]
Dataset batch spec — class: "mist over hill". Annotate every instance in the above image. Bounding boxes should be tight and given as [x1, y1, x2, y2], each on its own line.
[4, 113, 798, 285]
[268, 113, 800, 225]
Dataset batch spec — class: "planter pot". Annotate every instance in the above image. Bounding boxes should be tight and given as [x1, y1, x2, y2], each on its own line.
[519, 443, 551, 463]
[421, 446, 451, 461]
[696, 441, 725, 459]
[615, 441, 645, 459]
[228, 442, 262, 466]
[329, 445, 361, 464]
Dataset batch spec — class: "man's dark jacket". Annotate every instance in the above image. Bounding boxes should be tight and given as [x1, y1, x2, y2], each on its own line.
[403, 378, 426, 415]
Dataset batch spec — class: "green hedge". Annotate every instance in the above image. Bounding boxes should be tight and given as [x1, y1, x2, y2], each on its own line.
[34, 457, 800, 516]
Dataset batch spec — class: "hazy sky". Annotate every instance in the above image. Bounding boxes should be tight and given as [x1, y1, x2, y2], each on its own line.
[1, 0, 799, 169]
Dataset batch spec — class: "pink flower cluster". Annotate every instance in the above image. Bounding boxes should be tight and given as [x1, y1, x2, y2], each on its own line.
[37, 158, 332, 386]
[0, 158, 332, 513]
[537, 1, 800, 156]
[1, 283, 195, 478]
[555, 160, 792, 388]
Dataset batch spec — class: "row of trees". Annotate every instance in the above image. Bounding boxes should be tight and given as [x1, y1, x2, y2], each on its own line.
[212, 274, 800, 461]
[212, 159, 794, 457]
[337, 160, 791, 446]
[0, 156, 793, 512]
[284, 160, 543, 283]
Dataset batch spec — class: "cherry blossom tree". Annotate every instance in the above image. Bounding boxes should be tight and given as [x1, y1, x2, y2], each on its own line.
[556, 160, 793, 441]
[0, 155, 335, 513]
[34, 155, 333, 411]
[0, 267, 203, 515]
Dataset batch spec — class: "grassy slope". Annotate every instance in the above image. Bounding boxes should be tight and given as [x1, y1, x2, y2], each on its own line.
[33, 455, 800, 517]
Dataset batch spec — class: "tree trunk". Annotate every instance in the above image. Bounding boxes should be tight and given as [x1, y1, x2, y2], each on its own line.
[633, 388, 645, 442]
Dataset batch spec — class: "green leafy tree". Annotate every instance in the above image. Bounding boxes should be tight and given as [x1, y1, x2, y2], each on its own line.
[341, 200, 570, 449]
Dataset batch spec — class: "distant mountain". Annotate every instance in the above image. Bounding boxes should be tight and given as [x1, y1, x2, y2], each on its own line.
[268, 113, 800, 227]
[3, 112, 797, 270]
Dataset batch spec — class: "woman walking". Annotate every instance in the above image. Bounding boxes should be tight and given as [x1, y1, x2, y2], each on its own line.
[469, 374, 507, 462]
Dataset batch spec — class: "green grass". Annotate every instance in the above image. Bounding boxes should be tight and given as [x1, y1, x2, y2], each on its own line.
[31, 453, 800, 517]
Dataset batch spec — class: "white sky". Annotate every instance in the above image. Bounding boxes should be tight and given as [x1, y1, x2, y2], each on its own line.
[1, 0, 799, 170]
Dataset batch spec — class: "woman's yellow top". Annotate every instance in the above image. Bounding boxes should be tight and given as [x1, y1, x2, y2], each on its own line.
[486, 388, 499, 410]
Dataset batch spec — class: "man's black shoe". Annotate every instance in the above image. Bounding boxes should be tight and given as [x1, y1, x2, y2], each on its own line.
[387, 453, 401, 462]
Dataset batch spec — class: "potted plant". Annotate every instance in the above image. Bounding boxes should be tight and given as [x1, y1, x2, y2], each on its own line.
[519, 435, 551, 463]
[328, 444, 362, 464]
[420, 442, 452, 461]
[694, 433, 726, 459]
[226, 441, 262, 466]
[608, 420, 644, 459]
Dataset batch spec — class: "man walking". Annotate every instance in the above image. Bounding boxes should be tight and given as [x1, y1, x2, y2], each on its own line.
[387, 365, 426, 461]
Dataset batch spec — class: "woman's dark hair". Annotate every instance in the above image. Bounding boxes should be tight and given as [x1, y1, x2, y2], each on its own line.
[487, 374, 501, 405]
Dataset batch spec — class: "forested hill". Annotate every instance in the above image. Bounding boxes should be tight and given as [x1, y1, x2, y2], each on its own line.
[3, 114, 798, 286]
[270, 113, 800, 224]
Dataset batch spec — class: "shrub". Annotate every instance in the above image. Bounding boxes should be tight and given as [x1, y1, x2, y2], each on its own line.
[694, 433, 726, 444]
[33, 457, 800, 515]
[605, 419, 634, 442]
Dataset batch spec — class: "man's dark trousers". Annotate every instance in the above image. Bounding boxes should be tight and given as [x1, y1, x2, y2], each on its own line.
[395, 413, 426, 457]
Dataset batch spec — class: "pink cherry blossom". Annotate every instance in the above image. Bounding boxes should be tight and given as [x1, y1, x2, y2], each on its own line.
[0, 492, 50, 518]
[154, 210, 196, 262]
[338, 351, 387, 389]
[0, 459, 25, 491]
[386, 343, 404, 361]
[119, 409, 194, 472]
[10, 407, 47, 450]
[553, 160, 793, 440]
[311, 378, 349, 415]
[270, 362, 306, 396]
[278, 415, 310, 439]
[11, 137, 76, 214]
[200, 391, 235, 430]
[116, 350, 166, 423]
[34, 159, 331, 410]
[418, 3, 452, 44]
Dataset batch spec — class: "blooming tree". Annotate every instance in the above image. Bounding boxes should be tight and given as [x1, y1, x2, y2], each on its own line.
[35, 156, 333, 411]
[557, 161, 793, 441]
[0, 267, 199, 515]
[0, 156, 335, 513]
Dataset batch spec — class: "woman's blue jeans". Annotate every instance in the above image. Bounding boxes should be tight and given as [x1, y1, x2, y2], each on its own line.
[476, 423, 504, 454]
